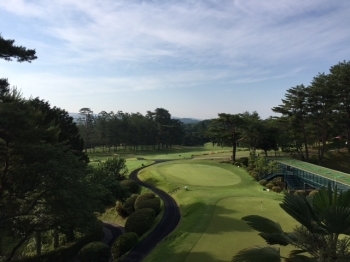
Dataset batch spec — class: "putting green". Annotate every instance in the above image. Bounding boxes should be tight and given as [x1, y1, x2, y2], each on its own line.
[158, 163, 241, 187]
[184, 197, 296, 262]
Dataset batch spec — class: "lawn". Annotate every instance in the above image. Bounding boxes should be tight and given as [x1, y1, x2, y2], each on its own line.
[138, 159, 298, 262]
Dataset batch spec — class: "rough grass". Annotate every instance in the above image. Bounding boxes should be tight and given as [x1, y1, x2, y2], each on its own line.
[138, 159, 298, 262]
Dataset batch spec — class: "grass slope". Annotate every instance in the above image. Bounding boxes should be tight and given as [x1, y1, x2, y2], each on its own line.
[138, 159, 297, 262]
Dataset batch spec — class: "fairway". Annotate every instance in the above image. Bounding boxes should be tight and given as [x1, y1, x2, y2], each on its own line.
[139, 159, 299, 262]
[158, 163, 241, 186]
[185, 197, 296, 262]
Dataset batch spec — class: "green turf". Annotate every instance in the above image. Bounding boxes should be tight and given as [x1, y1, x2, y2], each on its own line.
[158, 163, 241, 186]
[138, 159, 298, 262]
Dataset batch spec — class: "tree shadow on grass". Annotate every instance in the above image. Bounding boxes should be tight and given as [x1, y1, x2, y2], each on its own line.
[143, 177, 160, 186]
[176, 251, 227, 262]
[148, 249, 227, 262]
[179, 202, 253, 234]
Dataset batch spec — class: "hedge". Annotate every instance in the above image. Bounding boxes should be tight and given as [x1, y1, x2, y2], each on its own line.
[78, 242, 110, 262]
[122, 194, 139, 215]
[111, 232, 138, 260]
[124, 208, 155, 237]
[14, 221, 103, 262]
[134, 192, 155, 210]
[120, 180, 140, 194]
[135, 198, 161, 215]
[116, 201, 129, 218]
[238, 157, 249, 166]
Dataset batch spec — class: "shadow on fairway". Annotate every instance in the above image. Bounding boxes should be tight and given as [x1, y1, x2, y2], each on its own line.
[143, 177, 160, 186]
[155, 251, 226, 262]
[179, 251, 227, 262]
[179, 202, 253, 234]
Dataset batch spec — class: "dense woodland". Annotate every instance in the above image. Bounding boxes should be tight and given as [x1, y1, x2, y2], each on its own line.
[1, 33, 350, 261]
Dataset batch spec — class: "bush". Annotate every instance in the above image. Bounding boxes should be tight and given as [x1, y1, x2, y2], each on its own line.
[135, 198, 161, 215]
[259, 179, 268, 186]
[308, 190, 319, 197]
[120, 180, 140, 194]
[124, 208, 156, 237]
[134, 192, 156, 210]
[78, 242, 110, 262]
[233, 161, 241, 166]
[238, 157, 249, 166]
[122, 194, 139, 215]
[265, 182, 275, 189]
[111, 232, 138, 260]
[116, 201, 129, 218]
[15, 222, 103, 262]
[294, 190, 307, 196]
[271, 186, 282, 193]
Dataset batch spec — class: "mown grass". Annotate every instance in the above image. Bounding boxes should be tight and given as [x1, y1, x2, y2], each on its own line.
[138, 159, 297, 262]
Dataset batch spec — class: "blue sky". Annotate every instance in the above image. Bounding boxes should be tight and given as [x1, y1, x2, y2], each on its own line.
[1, 0, 349, 119]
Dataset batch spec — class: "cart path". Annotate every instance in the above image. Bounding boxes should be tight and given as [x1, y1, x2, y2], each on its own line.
[120, 161, 181, 262]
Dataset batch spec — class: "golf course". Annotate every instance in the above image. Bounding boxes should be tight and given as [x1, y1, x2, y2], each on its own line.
[124, 153, 298, 261]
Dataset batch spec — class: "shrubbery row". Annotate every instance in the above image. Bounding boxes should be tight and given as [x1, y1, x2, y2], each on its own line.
[111, 232, 138, 260]
[78, 242, 110, 262]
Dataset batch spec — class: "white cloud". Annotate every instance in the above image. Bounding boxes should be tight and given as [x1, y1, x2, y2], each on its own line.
[3, 0, 349, 68]
[1, 0, 350, 118]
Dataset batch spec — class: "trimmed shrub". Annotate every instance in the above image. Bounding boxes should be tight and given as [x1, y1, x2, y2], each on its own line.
[120, 180, 140, 194]
[122, 194, 139, 215]
[111, 232, 138, 260]
[294, 190, 307, 196]
[134, 192, 156, 210]
[78, 242, 110, 262]
[233, 161, 240, 166]
[125, 208, 155, 237]
[271, 186, 282, 193]
[238, 157, 249, 166]
[265, 182, 275, 189]
[116, 201, 129, 218]
[259, 179, 268, 186]
[135, 198, 161, 215]
[308, 190, 319, 197]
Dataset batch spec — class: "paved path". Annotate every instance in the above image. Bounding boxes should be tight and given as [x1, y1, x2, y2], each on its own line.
[120, 162, 181, 262]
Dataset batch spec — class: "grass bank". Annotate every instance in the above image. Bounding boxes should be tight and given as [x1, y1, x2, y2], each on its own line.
[138, 159, 297, 262]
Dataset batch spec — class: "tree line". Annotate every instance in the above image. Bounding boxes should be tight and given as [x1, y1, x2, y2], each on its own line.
[76, 107, 211, 151]
[76, 56, 350, 166]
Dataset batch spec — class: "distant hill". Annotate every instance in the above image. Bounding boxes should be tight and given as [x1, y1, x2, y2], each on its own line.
[69, 113, 201, 124]
[69, 113, 81, 121]
[174, 117, 201, 124]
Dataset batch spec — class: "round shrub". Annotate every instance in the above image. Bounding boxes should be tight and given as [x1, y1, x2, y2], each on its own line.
[294, 190, 307, 196]
[111, 232, 138, 260]
[134, 192, 156, 210]
[135, 198, 161, 215]
[308, 190, 319, 197]
[272, 186, 282, 193]
[265, 182, 275, 189]
[78, 242, 110, 262]
[122, 194, 139, 215]
[120, 180, 140, 194]
[116, 201, 129, 218]
[125, 208, 156, 237]
[239, 157, 249, 166]
[259, 179, 268, 186]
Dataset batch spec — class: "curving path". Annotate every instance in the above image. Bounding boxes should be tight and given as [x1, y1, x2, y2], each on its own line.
[120, 161, 181, 262]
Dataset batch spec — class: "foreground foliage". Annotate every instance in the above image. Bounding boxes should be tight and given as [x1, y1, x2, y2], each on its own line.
[232, 184, 350, 262]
